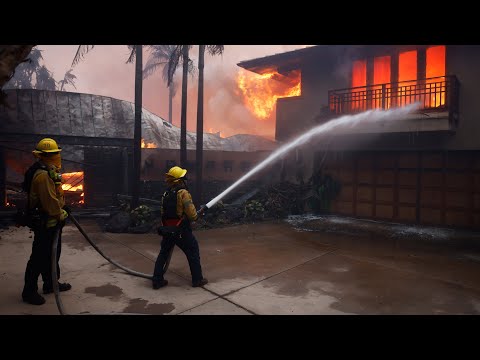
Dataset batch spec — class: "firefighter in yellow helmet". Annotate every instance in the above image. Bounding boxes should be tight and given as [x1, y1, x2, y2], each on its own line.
[152, 166, 208, 289]
[21, 138, 72, 305]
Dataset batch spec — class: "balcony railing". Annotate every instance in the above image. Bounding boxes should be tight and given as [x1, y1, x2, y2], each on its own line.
[329, 76, 459, 124]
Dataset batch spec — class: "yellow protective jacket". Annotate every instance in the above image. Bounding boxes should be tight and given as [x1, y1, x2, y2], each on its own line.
[29, 168, 66, 227]
[161, 186, 198, 223]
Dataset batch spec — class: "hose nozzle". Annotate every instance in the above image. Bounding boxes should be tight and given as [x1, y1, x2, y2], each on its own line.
[197, 204, 209, 216]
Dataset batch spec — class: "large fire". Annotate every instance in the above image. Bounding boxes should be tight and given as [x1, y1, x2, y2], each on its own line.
[141, 139, 157, 148]
[61, 171, 84, 205]
[236, 69, 301, 120]
[350, 46, 445, 110]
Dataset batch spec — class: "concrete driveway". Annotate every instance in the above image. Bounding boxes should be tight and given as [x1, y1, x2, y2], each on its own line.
[1, 218, 480, 315]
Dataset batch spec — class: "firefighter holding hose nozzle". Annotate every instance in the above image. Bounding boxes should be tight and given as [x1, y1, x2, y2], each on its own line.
[152, 166, 209, 289]
[20, 138, 72, 305]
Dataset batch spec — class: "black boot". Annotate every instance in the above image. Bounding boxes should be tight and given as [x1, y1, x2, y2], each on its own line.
[22, 292, 46, 305]
[192, 278, 208, 287]
[152, 280, 168, 289]
[43, 282, 72, 294]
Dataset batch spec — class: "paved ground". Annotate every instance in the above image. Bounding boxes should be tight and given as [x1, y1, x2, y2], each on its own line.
[1, 217, 480, 315]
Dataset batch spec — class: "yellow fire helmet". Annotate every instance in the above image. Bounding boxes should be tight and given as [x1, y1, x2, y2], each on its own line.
[33, 138, 62, 155]
[165, 166, 187, 179]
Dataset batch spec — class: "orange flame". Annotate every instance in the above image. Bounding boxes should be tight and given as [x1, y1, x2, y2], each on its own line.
[141, 139, 157, 148]
[61, 172, 84, 192]
[236, 69, 301, 120]
[426, 45, 446, 107]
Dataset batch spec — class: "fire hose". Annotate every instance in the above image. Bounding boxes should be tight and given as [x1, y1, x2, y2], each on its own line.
[51, 205, 209, 315]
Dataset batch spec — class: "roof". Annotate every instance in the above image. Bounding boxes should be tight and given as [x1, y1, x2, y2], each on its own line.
[237, 46, 324, 76]
[0, 89, 278, 152]
[237, 45, 380, 77]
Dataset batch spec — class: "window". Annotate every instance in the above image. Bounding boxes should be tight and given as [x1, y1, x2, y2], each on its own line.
[351, 59, 367, 111]
[398, 50, 417, 83]
[426, 45, 446, 107]
[398, 50, 417, 106]
[372, 55, 391, 109]
[206, 161, 216, 170]
[224, 160, 233, 172]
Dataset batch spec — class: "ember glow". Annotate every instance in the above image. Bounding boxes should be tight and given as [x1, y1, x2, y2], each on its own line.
[61, 172, 84, 192]
[426, 45, 446, 107]
[141, 139, 157, 148]
[61, 171, 85, 205]
[351, 60, 367, 110]
[373, 55, 391, 109]
[236, 69, 301, 120]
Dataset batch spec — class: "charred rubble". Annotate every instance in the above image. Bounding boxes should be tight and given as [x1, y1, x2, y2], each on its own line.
[103, 171, 341, 233]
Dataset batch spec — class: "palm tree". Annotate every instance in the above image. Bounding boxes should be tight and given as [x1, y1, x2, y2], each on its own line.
[0, 45, 34, 90]
[4, 47, 56, 91]
[131, 45, 143, 210]
[166, 45, 193, 168]
[71, 45, 143, 209]
[36, 65, 57, 91]
[143, 45, 179, 124]
[195, 45, 224, 205]
[58, 69, 77, 91]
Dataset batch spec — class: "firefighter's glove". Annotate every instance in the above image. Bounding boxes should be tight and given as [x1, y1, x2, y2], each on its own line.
[197, 205, 208, 217]
[60, 209, 69, 221]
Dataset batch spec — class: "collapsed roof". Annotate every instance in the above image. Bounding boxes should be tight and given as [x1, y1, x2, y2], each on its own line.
[0, 89, 278, 152]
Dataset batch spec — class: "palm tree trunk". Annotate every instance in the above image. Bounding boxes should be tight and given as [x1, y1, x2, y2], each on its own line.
[195, 45, 205, 205]
[180, 46, 189, 168]
[168, 83, 173, 124]
[131, 45, 143, 210]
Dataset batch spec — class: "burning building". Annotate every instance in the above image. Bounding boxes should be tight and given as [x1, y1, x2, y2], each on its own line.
[0, 89, 279, 208]
[238, 45, 480, 229]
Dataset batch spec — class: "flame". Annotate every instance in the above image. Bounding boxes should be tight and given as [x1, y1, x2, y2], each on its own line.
[351, 60, 367, 111]
[61, 172, 84, 192]
[236, 69, 301, 120]
[372, 55, 391, 109]
[141, 139, 157, 148]
[62, 184, 83, 192]
[79, 192, 84, 205]
[6, 201, 15, 207]
[426, 45, 446, 107]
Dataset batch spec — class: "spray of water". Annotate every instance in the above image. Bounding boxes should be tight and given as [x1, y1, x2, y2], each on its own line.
[206, 103, 421, 209]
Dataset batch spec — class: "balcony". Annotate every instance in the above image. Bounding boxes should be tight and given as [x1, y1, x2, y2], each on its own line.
[328, 76, 459, 133]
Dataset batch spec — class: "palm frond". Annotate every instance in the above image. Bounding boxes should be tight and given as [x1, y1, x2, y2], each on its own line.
[36, 65, 57, 91]
[143, 58, 167, 80]
[167, 45, 182, 86]
[126, 45, 136, 64]
[206, 45, 224, 56]
[71, 45, 95, 67]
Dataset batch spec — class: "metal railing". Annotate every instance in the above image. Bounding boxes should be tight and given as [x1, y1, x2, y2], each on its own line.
[329, 76, 459, 119]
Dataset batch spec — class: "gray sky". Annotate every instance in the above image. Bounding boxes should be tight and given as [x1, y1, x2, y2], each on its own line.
[38, 45, 310, 139]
